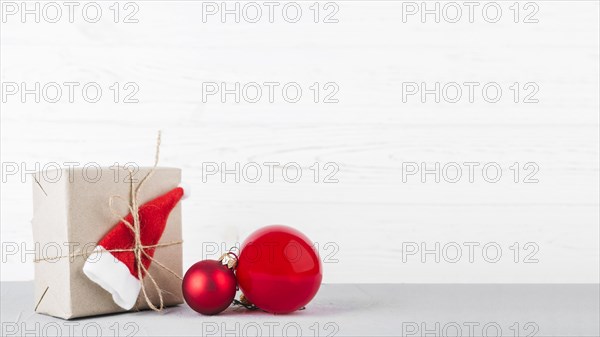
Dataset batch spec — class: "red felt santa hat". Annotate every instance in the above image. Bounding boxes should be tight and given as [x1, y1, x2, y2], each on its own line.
[83, 186, 185, 310]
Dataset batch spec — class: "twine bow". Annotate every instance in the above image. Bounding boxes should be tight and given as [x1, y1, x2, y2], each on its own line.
[107, 131, 183, 311]
[34, 131, 182, 312]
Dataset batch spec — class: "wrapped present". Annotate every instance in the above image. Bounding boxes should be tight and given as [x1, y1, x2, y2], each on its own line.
[32, 135, 185, 319]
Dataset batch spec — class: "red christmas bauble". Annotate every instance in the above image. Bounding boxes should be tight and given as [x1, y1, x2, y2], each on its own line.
[236, 225, 322, 314]
[182, 260, 236, 315]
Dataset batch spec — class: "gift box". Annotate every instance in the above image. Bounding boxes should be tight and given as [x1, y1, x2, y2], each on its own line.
[32, 166, 184, 319]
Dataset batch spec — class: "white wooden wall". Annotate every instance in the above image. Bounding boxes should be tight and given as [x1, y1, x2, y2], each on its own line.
[1, 1, 598, 283]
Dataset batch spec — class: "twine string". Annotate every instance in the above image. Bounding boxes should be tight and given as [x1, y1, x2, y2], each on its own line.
[32, 241, 182, 263]
[106, 131, 181, 311]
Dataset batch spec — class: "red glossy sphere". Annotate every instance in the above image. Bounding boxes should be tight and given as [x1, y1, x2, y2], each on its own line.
[182, 260, 236, 315]
[236, 225, 322, 314]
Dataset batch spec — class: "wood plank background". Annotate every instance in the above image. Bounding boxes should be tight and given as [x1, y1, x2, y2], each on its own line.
[1, 1, 598, 283]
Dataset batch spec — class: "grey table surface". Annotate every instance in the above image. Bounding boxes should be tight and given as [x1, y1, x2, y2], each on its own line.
[1, 282, 598, 337]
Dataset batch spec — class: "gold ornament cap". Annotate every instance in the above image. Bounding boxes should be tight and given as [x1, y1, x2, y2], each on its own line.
[218, 252, 238, 270]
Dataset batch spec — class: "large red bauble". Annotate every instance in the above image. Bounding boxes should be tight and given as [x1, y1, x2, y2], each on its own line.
[236, 225, 322, 314]
[182, 260, 236, 315]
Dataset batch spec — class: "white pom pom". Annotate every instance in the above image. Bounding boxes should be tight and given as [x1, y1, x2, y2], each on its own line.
[179, 182, 190, 200]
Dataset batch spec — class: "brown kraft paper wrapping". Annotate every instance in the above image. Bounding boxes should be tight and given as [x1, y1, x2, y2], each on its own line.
[32, 166, 183, 319]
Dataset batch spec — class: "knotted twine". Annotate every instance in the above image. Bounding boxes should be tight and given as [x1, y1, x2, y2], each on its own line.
[34, 131, 183, 312]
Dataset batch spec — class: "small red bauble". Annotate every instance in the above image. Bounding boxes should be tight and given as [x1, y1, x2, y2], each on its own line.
[236, 225, 322, 314]
[182, 260, 236, 315]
